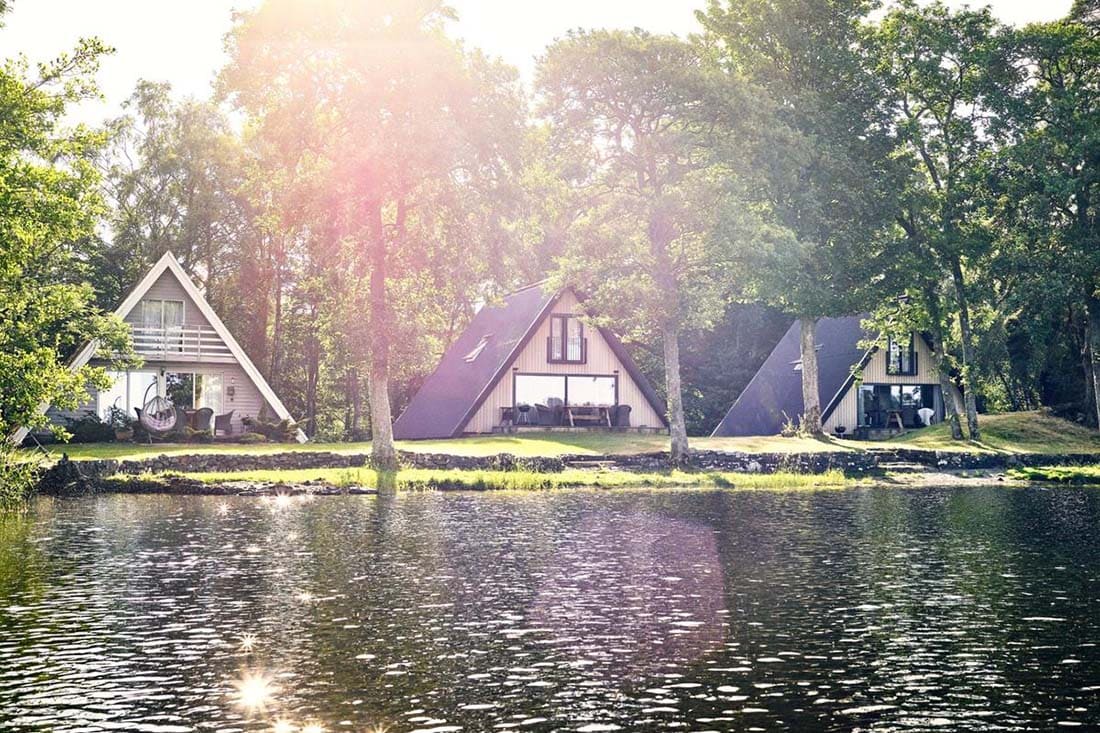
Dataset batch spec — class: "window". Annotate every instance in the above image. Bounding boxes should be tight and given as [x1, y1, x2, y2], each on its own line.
[514, 374, 566, 407]
[548, 315, 585, 363]
[513, 374, 618, 407]
[887, 334, 917, 375]
[858, 384, 936, 428]
[97, 370, 159, 419]
[566, 375, 616, 406]
[463, 335, 492, 363]
[140, 299, 185, 351]
[166, 371, 225, 412]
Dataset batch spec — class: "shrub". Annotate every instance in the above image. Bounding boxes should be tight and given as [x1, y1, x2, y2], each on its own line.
[64, 413, 115, 443]
[0, 445, 38, 509]
[238, 432, 267, 444]
[241, 415, 299, 442]
[183, 427, 214, 443]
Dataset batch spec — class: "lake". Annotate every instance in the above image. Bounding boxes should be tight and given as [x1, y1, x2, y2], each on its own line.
[1, 487, 1099, 731]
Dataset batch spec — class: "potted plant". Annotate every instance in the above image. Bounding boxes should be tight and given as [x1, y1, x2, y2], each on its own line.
[107, 405, 134, 442]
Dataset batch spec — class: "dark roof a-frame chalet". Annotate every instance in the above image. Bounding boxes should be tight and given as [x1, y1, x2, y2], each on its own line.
[711, 315, 871, 437]
[393, 283, 667, 440]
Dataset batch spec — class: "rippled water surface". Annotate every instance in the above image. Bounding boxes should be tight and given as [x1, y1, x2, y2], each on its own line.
[2, 487, 1100, 731]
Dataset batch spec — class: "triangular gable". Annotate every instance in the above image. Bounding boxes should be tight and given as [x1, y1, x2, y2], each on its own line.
[12, 252, 305, 444]
[818, 330, 943, 425]
[711, 315, 869, 437]
[394, 283, 559, 440]
[393, 284, 668, 440]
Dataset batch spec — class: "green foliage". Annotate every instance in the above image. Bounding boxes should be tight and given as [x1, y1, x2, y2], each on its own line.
[0, 18, 133, 478]
[62, 414, 115, 444]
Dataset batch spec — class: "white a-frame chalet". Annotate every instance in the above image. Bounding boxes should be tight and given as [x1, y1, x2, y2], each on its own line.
[14, 252, 304, 443]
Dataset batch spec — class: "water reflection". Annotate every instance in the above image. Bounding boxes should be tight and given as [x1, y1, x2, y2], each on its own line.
[0, 487, 1098, 731]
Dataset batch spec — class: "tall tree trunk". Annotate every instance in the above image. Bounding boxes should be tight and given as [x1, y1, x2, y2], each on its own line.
[268, 249, 284, 395]
[924, 286, 964, 440]
[367, 203, 398, 470]
[1086, 295, 1100, 431]
[305, 327, 319, 438]
[950, 258, 980, 440]
[648, 206, 690, 466]
[662, 325, 690, 466]
[799, 317, 822, 435]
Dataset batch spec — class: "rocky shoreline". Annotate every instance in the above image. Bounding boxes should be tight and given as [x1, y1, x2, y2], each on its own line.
[31, 447, 1100, 496]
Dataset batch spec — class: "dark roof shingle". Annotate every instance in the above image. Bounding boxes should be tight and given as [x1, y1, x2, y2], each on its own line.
[393, 284, 557, 440]
[711, 315, 871, 437]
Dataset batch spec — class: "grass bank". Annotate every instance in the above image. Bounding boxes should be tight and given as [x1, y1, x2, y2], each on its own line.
[1006, 465, 1100, 485]
[168, 466, 852, 491]
[885, 411, 1100, 454]
[24, 410, 1100, 463]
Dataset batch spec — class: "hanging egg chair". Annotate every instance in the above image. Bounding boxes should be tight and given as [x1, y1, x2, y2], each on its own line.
[138, 382, 177, 434]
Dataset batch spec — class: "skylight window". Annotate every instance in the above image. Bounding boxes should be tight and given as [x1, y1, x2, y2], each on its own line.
[463, 335, 491, 363]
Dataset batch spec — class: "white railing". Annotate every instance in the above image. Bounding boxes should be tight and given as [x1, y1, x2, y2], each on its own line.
[130, 325, 233, 361]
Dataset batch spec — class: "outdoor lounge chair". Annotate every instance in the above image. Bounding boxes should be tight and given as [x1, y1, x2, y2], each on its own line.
[534, 403, 558, 426]
[214, 410, 235, 437]
[193, 407, 214, 432]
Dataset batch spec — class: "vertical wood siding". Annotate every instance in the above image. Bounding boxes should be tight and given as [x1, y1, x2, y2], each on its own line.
[62, 360, 271, 435]
[464, 291, 664, 433]
[823, 335, 948, 433]
[122, 271, 217, 330]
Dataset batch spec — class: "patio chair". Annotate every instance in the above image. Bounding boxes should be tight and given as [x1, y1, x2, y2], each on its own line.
[214, 410, 235, 437]
[193, 407, 214, 432]
[546, 397, 564, 426]
[534, 403, 557, 426]
[613, 404, 632, 428]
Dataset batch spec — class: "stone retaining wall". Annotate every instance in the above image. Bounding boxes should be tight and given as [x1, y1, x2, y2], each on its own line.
[34, 446, 1100, 495]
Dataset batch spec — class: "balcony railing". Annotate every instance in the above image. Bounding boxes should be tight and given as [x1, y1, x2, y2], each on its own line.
[130, 325, 234, 361]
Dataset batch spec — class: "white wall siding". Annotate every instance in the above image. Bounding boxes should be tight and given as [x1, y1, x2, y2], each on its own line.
[823, 335, 957, 433]
[123, 271, 215, 330]
[464, 291, 664, 433]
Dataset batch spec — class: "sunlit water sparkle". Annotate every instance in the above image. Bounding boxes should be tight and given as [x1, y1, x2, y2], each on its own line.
[1, 487, 1099, 731]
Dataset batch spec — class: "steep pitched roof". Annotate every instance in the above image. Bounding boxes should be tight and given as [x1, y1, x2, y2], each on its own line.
[711, 315, 871, 437]
[393, 284, 667, 440]
[13, 252, 305, 444]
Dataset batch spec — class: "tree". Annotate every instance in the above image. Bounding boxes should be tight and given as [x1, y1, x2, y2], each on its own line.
[867, 0, 1017, 440]
[995, 14, 1100, 427]
[538, 30, 742, 463]
[0, 28, 131, 499]
[222, 0, 524, 467]
[699, 0, 895, 435]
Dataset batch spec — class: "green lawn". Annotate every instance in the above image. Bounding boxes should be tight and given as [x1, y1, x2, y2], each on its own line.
[26, 410, 1100, 462]
[163, 466, 851, 491]
[883, 411, 1100, 454]
[31, 431, 863, 461]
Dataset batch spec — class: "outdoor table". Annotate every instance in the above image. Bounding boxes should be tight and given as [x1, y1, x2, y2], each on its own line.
[564, 405, 612, 427]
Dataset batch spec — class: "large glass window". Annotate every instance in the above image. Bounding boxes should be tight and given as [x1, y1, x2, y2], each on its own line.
[197, 374, 224, 413]
[97, 371, 128, 420]
[566, 375, 616, 406]
[165, 371, 224, 412]
[514, 374, 618, 407]
[97, 371, 159, 419]
[887, 334, 916, 375]
[859, 384, 935, 428]
[549, 315, 585, 363]
[515, 374, 566, 407]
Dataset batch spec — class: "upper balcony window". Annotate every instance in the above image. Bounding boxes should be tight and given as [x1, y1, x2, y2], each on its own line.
[548, 314, 586, 364]
[887, 334, 917, 376]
